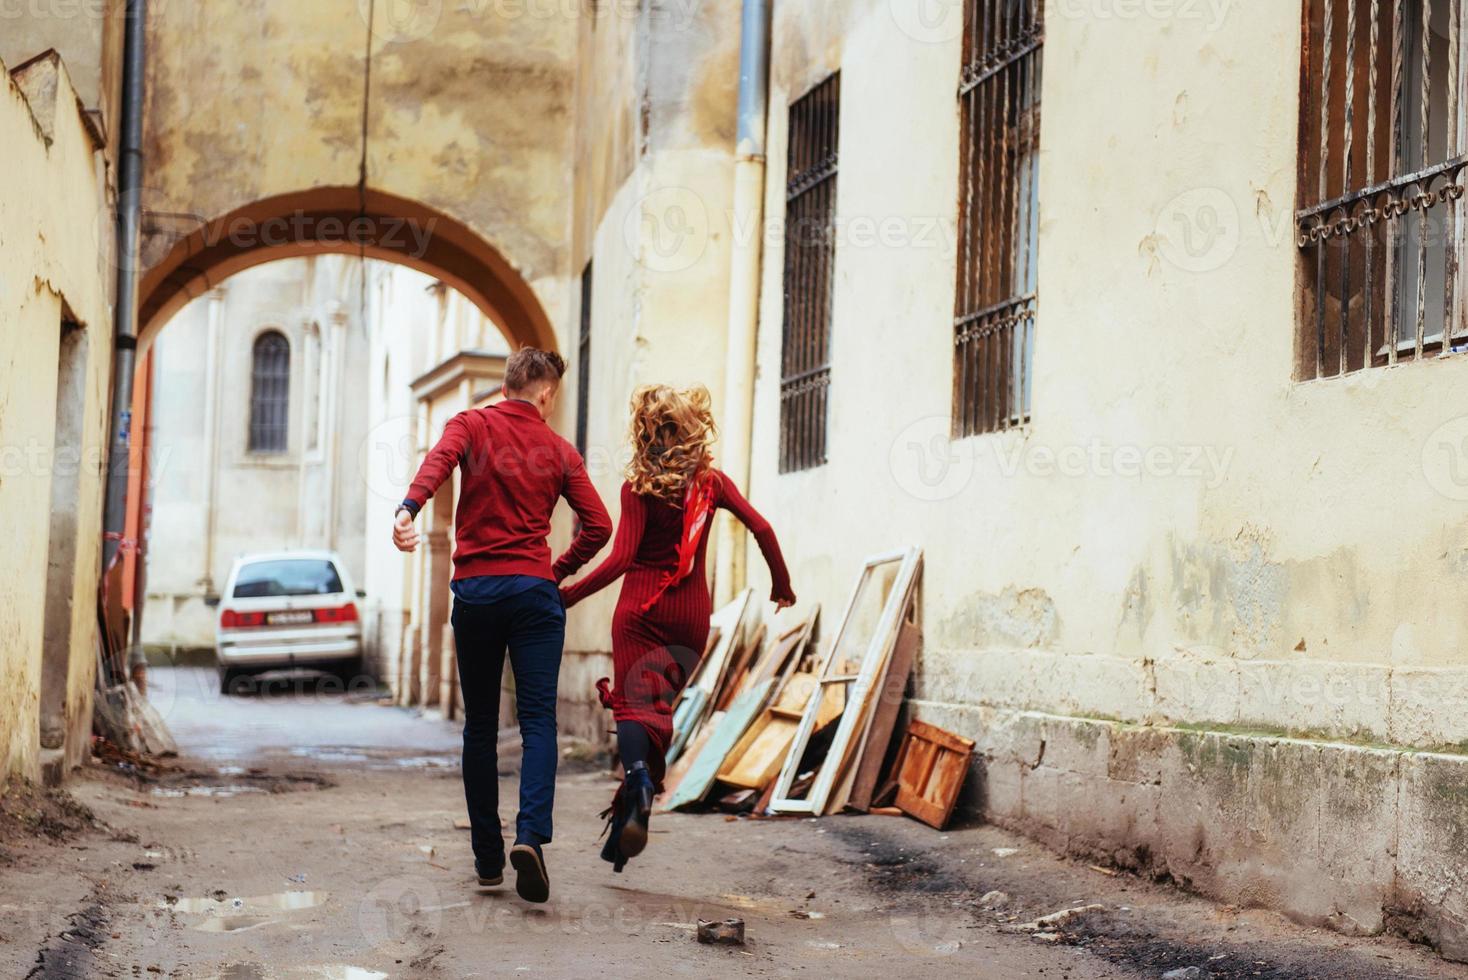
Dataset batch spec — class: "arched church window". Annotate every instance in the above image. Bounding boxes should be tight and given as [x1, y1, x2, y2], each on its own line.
[249, 330, 291, 453]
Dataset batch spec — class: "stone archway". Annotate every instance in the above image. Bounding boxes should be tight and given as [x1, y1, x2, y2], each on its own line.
[137, 187, 559, 354]
[130, 187, 558, 706]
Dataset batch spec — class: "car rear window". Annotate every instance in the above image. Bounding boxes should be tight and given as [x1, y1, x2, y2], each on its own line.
[232, 559, 344, 598]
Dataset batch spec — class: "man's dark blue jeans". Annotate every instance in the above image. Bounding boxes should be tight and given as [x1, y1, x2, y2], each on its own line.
[450, 580, 565, 872]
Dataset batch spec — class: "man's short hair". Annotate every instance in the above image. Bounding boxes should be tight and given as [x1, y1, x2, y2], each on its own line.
[504, 348, 566, 394]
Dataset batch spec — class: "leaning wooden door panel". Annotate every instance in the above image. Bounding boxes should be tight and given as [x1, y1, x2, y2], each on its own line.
[893, 719, 975, 830]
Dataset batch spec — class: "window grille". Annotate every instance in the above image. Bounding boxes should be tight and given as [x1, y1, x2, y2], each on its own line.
[1297, 0, 1466, 377]
[780, 72, 841, 473]
[954, 0, 1043, 436]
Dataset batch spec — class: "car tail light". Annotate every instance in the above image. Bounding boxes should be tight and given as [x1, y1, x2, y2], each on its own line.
[220, 609, 266, 628]
[314, 603, 359, 624]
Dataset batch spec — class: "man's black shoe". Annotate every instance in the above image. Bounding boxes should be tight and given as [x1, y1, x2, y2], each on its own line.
[509, 841, 549, 903]
[476, 858, 504, 887]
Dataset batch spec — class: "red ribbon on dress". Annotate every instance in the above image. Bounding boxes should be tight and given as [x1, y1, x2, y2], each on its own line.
[638, 470, 717, 613]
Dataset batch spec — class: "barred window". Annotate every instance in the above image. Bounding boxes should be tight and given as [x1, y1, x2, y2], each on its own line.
[954, 0, 1043, 437]
[576, 260, 593, 457]
[248, 330, 290, 453]
[780, 73, 840, 474]
[1298, 0, 1465, 378]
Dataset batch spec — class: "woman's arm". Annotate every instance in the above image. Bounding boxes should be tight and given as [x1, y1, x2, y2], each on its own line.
[560, 482, 646, 608]
[552, 449, 613, 582]
[716, 471, 796, 605]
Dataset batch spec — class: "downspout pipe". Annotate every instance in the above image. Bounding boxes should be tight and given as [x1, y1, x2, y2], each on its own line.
[102, 0, 148, 573]
[733, 0, 771, 160]
[715, 0, 772, 603]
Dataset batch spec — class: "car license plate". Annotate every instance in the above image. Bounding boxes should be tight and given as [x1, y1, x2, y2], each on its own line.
[267, 611, 313, 626]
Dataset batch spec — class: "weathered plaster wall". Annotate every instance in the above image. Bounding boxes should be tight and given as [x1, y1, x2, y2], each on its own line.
[748, 0, 1468, 760]
[741, 0, 1468, 959]
[0, 0, 125, 153]
[0, 53, 114, 780]
[561, 0, 742, 678]
[570, 0, 641, 262]
[139, 0, 577, 348]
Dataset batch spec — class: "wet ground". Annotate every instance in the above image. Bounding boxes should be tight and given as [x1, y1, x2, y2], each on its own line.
[1, 666, 1462, 978]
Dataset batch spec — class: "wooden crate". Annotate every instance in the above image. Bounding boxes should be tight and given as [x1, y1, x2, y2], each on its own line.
[892, 720, 975, 830]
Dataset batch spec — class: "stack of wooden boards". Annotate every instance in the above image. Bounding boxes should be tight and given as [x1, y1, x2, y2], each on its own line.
[93, 552, 177, 758]
[657, 546, 974, 829]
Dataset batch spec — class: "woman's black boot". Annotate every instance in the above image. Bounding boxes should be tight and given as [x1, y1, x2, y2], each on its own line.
[619, 761, 655, 858]
[598, 791, 629, 873]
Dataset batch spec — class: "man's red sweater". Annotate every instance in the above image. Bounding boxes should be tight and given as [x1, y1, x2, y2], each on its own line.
[402, 399, 612, 582]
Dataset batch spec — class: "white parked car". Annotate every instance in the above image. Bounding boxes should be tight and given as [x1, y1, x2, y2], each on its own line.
[213, 550, 364, 694]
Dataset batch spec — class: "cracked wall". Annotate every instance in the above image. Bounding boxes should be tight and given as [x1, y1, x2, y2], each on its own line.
[140, 0, 578, 346]
[562, 0, 742, 661]
[0, 51, 116, 781]
[745, 0, 1468, 752]
[739, 1, 1468, 962]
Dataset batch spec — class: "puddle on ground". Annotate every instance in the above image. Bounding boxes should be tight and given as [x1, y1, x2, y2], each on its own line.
[161, 890, 329, 933]
[165, 891, 329, 915]
[214, 966, 387, 980]
[289, 747, 370, 764]
[152, 784, 267, 798]
[123, 764, 332, 798]
[285, 746, 457, 770]
[195, 916, 276, 934]
[216, 967, 269, 980]
[720, 893, 787, 913]
[389, 755, 456, 769]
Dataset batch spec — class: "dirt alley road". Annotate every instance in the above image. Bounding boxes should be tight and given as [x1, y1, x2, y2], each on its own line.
[2, 666, 1462, 979]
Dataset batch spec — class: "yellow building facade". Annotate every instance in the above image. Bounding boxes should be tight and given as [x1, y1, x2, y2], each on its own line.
[0, 22, 122, 781]
[5, 0, 1468, 962]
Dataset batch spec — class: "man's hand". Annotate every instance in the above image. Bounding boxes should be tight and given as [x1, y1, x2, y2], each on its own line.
[393, 508, 420, 553]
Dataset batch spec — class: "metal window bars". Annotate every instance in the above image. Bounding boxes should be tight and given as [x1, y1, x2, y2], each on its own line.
[780, 73, 840, 474]
[249, 331, 291, 453]
[954, 0, 1043, 437]
[1297, 0, 1466, 378]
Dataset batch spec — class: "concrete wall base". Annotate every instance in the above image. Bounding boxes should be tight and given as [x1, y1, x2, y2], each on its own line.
[910, 702, 1468, 964]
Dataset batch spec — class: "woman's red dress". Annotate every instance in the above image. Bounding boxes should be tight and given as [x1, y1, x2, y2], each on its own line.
[560, 469, 795, 775]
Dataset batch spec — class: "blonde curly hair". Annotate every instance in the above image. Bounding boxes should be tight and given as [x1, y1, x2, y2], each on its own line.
[625, 384, 717, 501]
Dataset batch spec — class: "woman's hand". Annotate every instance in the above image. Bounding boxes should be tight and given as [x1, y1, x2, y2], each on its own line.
[772, 589, 796, 611]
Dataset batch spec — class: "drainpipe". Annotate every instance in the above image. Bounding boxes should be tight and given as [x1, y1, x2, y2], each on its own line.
[102, 0, 148, 573]
[715, 0, 771, 604]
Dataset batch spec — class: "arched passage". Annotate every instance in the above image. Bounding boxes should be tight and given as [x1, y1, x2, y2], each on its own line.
[137, 188, 559, 354]
[130, 193, 548, 707]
